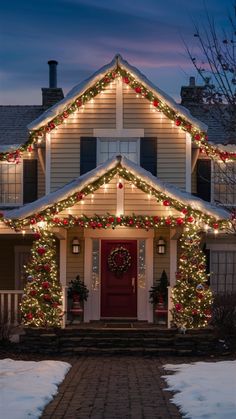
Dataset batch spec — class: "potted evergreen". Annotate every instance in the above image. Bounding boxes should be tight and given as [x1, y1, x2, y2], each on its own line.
[149, 270, 169, 308]
[68, 275, 89, 303]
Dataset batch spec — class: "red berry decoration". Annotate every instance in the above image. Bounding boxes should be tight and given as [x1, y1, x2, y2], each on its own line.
[118, 182, 123, 189]
[153, 100, 159, 107]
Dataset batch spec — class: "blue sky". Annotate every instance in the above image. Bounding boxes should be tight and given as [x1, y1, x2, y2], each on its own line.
[0, 0, 234, 104]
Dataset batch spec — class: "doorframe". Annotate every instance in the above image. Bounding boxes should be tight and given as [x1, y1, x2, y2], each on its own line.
[83, 227, 154, 322]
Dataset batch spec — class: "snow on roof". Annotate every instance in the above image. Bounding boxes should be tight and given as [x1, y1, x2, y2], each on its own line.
[5, 155, 229, 221]
[27, 54, 207, 132]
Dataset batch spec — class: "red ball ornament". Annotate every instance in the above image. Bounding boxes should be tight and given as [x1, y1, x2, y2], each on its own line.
[104, 76, 111, 83]
[153, 100, 159, 107]
[37, 247, 46, 256]
[135, 86, 142, 94]
[33, 232, 41, 240]
[118, 182, 123, 189]
[42, 281, 50, 289]
[182, 208, 188, 215]
[30, 218, 36, 225]
[192, 309, 198, 315]
[176, 217, 184, 225]
[116, 217, 122, 223]
[123, 77, 130, 84]
[43, 294, 51, 301]
[175, 119, 181, 126]
[108, 216, 114, 223]
[52, 302, 59, 308]
[165, 218, 172, 225]
[63, 111, 69, 118]
[163, 200, 170, 206]
[29, 290, 37, 296]
[49, 122, 55, 130]
[129, 219, 134, 225]
[63, 219, 69, 226]
[76, 99, 82, 107]
[213, 223, 219, 230]
[26, 313, 33, 320]
[97, 222, 103, 228]
[175, 303, 182, 312]
[77, 192, 84, 201]
[194, 133, 201, 141]
[53, 217, 60, 224]
[153, 216, 159, 224]
[187, 216, 194, 223]
[43, 264, 51, 272]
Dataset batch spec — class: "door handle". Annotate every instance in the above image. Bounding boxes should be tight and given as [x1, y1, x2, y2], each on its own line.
[131, 277, 136, 294]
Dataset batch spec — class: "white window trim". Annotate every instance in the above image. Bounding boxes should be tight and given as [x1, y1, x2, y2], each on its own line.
[97, 137, 140, 166]
[0, 161, 23, 207]
[185, 133, 191, 192]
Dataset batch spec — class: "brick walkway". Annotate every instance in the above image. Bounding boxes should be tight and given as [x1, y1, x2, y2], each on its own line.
[41, 356, 182, 419]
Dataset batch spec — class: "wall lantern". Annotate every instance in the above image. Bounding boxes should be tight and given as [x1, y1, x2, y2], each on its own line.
[72, 237, 81, 254]
[157, 237, 166, 255]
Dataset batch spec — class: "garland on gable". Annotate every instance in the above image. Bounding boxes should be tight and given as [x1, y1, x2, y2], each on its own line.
[1, 67, 236, 164]
[3, 163, 230, 232]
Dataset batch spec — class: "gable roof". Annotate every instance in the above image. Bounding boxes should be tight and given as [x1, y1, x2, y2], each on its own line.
[28, 54, 207, 132]
[4, 155, 229, 223]
[0, 106, 45, 147]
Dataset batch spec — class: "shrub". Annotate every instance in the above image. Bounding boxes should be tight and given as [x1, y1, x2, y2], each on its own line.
[211, 292, 236, 338]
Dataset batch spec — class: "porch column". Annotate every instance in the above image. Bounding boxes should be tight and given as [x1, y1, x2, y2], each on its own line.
[59, 231, 67, 286]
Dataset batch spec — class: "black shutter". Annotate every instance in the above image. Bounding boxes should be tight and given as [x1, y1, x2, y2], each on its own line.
[140, 137, 157, 176]
[80, 137, 97, 175]
[196, 159, 211, 201]
[23, 160, 38, 204]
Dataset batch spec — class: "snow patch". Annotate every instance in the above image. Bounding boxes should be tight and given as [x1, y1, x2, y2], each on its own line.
[163, 361, 236, 419]
[0, 359, 71, 419]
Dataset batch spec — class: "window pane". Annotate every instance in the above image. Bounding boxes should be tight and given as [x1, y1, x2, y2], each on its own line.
[100, 141, 108, 152]
[0, 162, 22, 205]
[120, 142, 128, 153]
[211, 251, 236, 294]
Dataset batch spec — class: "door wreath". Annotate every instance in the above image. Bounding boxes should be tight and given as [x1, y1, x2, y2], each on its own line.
[108, 246, 131, 275]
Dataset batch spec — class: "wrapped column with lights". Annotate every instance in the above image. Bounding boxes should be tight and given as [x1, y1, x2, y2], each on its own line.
[171, 226, 213, 329]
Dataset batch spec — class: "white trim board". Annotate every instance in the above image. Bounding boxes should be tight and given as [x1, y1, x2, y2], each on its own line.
[94, 128, 144, 137]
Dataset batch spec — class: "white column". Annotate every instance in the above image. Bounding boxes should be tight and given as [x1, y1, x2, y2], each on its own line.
[116, 77, 123, 130]
[59, 231, 67, 286]
[146, 237, 154, 323]
[45, 132, 51, 194]
[116, 177, 124, 216]
[170, 239, 177, 287]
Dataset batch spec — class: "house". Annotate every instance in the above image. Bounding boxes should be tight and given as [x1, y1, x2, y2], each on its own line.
[0, 54, 235, 326]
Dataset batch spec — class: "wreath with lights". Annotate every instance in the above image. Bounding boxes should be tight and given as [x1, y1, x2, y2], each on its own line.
[108, 246, 132, 275]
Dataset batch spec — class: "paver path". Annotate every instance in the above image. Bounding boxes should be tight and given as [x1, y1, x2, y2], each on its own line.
[41, 356, 181, 419]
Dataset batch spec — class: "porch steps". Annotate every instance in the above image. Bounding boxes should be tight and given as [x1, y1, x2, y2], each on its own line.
[19, 326, 218, 356]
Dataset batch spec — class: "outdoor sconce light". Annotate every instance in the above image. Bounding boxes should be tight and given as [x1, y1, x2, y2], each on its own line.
[157, 237, 166, 255]
[72, 237, 81, 254]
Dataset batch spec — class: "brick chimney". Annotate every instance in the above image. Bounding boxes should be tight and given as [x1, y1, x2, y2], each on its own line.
[180, 77, 205, 105]
[42, 60, 64, 107]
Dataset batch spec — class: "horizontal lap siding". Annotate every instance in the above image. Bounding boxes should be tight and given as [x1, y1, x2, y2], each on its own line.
[153, 228, 170, 282]
[123, 86, 186, 189]
[66, 228, 84, 284]
[124, 182, 179, 216]
[59, 177, 117, 217]
[50, 85, 116, 191]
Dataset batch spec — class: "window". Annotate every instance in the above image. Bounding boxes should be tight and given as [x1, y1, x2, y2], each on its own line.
[0, 162, 22, 206]
[97, 138, 139, 165]
[210, 251, 236, 294]
[213, 161, 236, 206]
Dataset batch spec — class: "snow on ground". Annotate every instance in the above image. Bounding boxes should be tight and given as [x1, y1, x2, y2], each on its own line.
[0, 359, 71, 419]
[163, 361, 236, 419]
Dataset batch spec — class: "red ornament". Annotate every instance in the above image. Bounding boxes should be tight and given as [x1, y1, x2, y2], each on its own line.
[197, 293, 204, 299]
[213, 223, 219, 230]
[192, 309, 198, 315]
[176, 272, 182, 280]
[76, 99, 82, 107]
[77, 192, 84, 201]
[27, 145, 33, 152]
[118, 182, 123, 189]
[30, 218, 36, 225]
[33, 232, 41, 240]
[123, 77, 130, 84]
[182, 208, 188, 215]
[165, 218, 172, 225]
[176, 217, 184, 225]
[26, 313, 33, 320]
[52, 302, 59, 308]
[63, 111, 69, 118]
[175, 303, 182, 312]
[29, 290, 37, 296]
[129, 219, 134, 225]
[63, 219, 69, 226]
[194, 133, 201, 141]
[153, 216, 159, 224]
[116, 217, 122, 223]
[175, 119, 181, 126]
[135, 86, 142, 94]
[37, 247, 46, 256]
[49, 122, 55, 130]
[187, 216, 194, 223]
[153, 100, 159, 107]
[43, 264, 51, 272]
[42, 281, 50, 289]
[108, 216, 114, 223]
[53, 217, 60, 224]
[43, 294, 51, 302]
[163, 200, 170, 206]
[104, 76, 111, 83]
[112, 72, 117, 79]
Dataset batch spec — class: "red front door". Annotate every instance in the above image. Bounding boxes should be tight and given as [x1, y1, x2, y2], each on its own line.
[101, 240, 137, 318]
